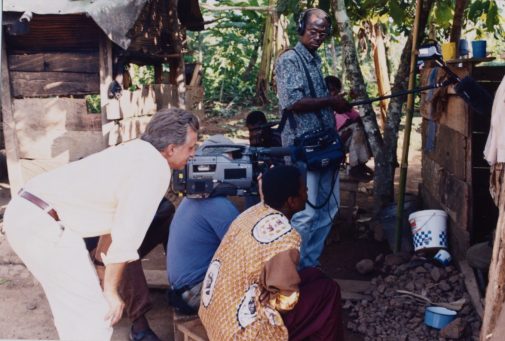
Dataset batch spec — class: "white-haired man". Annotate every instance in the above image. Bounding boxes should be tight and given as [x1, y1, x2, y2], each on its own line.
[4, 108, 199, 340]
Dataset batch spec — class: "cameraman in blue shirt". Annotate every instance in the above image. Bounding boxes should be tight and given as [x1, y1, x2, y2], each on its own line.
[166, 135, 240, 314]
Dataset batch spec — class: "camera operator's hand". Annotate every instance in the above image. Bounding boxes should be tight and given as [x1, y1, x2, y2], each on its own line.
[330, 95, 352, 113]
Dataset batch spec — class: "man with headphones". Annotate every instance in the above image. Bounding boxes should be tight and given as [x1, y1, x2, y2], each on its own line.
[275, 8, 351, 269]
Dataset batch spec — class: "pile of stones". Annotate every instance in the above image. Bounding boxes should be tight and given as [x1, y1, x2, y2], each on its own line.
[345, 254, 481, 340]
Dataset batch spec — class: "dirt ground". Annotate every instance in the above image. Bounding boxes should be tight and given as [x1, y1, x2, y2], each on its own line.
[0, 116, 424, 341]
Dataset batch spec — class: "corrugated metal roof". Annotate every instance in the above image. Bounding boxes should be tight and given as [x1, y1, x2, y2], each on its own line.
[3, 0, 148, 49]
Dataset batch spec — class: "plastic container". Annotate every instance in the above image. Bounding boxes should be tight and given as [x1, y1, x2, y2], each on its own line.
[434, 249, 452, 266]
[458, 39, 469, 58]
[472, 40, 487, 58]
[424, 306, 457, 329]
[441, 42, 456, 60]
[380, 195, 418, 253]
[409, 209, 448, 252]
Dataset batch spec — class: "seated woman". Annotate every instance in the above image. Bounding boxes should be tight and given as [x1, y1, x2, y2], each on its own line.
[325, 75, 374, 182]
[199, 165, 343, 340]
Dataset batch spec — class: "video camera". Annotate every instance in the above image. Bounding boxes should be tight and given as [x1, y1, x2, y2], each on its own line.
[172, 144, 292, 198]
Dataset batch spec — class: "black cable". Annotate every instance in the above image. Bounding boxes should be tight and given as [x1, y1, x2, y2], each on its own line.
[306, 166, 339, 210]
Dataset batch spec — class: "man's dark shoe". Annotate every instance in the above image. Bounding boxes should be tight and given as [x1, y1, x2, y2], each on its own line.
[167, 288, 198, 315]
[129, 327, 161, 341]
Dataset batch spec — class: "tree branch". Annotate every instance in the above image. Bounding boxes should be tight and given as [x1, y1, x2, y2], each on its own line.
[200, 4, 275, 12]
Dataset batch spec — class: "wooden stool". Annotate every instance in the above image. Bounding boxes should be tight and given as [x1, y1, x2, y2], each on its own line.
[173, 312, 208, 341]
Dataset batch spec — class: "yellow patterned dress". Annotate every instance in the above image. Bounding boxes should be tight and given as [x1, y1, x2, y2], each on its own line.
[198, 203, 301, 340]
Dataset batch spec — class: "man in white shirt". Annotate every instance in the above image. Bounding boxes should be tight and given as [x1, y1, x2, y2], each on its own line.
[3, 108, 199, 341]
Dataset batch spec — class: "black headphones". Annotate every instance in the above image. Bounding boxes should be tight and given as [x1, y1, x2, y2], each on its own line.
[297, 8, 332, 36]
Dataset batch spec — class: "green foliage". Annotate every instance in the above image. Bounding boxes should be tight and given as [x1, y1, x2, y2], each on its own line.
[467, 0, 504, 39]
[85, 95, 101, 114]
[433, 1, 454, 29]
[277, 0, 300, 14]
[188, 0, 267, 116]
[388, 0, 407, 28]
[191, 0, 504, 118]
[129, 64, 155, 90]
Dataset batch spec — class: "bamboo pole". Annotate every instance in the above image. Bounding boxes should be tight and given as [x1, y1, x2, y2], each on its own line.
[394, 0, 423, 253]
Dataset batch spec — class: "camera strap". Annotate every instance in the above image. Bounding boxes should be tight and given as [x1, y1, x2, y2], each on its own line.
[278, 49, 325, 133]
[293, 49, 325, 125]
[277, 49, 341, 210]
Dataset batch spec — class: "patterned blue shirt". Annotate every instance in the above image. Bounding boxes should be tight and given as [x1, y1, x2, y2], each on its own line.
[275, 42, 335, 146]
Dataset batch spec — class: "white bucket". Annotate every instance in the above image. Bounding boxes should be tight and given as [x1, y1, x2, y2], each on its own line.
[409, 210, 448, 252]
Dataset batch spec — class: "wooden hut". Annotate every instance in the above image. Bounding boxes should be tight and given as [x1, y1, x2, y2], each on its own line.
[1, 0, 204, 194]
[419, 60, 504, 260]
[418, 59, 505, 319]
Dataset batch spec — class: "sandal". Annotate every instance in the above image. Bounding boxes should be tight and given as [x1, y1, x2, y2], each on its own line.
[129, 327, 161, 341]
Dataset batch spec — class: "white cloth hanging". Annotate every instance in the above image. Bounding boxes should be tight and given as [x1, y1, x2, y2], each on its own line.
[484, 75, 505, 165]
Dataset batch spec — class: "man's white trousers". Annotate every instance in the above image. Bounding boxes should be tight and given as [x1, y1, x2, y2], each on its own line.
[4, 196, 113, 341]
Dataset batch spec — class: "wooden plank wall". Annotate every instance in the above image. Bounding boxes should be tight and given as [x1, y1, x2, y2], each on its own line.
[12, 98, 103, 181]
[419, 65, 471, 260]
[8, 52, 99, 98]
[420, 64, 505, 260]
[5, 51, 103, 183]
[109, 84, 204, 144]
[1, 40, 24, 195]
[4, 49, 204, 184]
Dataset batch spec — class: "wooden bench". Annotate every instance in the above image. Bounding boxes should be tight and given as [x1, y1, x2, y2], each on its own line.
[173, 312, 208, 341]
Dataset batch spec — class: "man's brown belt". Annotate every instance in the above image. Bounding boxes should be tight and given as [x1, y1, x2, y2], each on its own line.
[18, 190, 60, 221]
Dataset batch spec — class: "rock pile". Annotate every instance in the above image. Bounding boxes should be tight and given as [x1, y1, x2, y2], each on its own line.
[345, 254, 481, 340]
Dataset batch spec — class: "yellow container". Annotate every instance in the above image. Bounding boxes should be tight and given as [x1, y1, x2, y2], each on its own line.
[441, 42, 457, 61]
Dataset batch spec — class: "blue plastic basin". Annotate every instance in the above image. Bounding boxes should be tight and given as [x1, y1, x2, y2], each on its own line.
[424, 306, 457, 329]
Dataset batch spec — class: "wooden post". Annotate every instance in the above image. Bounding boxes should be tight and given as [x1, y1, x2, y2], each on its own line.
[98, 34, 116, 146]
[481, 166, 505, 340]
[394, 0, 422, 252]
[154, 64, 163, 84]
[167, 0, 186, 109]
[1, 35, 24, 195]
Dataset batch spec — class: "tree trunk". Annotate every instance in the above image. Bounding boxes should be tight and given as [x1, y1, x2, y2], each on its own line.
[482, 208, 505, 340]
[328, 37, 339, 76]
[332, 0, 434, 208]
[167, 0, 186, 108]
[481, 165, 505, 340]
[255, 15, 273, 104]
[374, 35, 413, 206]
[450, 0, 469, 44]
[255, 1, 289, 104]
[332, 0, 384, 161]
[374, 0, 434, 207]
[200, 4, 274, 12]
[371, 23, 391, 130]
[242, 39, 261, 82]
